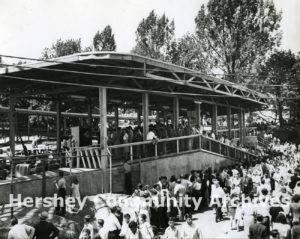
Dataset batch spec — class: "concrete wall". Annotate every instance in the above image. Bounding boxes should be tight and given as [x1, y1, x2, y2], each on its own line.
[0, 149, 236, 205]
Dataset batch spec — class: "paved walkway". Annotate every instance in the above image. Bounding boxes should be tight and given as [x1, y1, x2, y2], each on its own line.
[0, 194, 251, 239]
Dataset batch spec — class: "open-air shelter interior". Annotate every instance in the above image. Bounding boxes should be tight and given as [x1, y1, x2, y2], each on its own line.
[0, 52, 268, 165]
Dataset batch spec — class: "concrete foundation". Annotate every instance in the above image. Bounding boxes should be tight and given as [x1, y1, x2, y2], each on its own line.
[0, 149, 237, 205]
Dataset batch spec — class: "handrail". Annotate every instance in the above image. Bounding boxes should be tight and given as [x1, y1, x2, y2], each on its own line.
[107, 134, 257, 158]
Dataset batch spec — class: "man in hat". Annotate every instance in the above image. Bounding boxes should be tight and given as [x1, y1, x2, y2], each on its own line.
[8, 217, 35, 239]
[33, 211, 59, 239]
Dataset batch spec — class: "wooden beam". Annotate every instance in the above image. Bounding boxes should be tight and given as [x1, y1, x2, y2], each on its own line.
[186, 76, 196, 83]
[87, 100, 92, 138]
[173, 97, 179, 129]
[201, 78, 213, 89]
[114, 106, 119, 128]
[242, 109, 246, 145]
[56, 99, 61, 153]
[212, 104, 218, 133]
[238, 109, 243, 145]
[195, 102, 201, 127]
[171, 72, 182, 81]
[99, 87, 107, 168]
[145, 73, 184, 85]
[224, 85, 232, 94]
[142, 93, 149, 141]
[9, 96, 16, 156]
[132, 79, 144, 89]
[227, 106, 232, 138]
[214, 84, 221, 90]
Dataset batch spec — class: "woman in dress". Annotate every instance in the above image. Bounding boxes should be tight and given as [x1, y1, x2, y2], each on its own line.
[71, 176, 80, 210]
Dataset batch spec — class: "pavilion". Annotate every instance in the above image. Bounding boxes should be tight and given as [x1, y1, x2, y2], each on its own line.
[0, 52, 267, 163]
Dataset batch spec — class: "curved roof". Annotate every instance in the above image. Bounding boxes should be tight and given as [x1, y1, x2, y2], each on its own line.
[0, 51, 268, 110]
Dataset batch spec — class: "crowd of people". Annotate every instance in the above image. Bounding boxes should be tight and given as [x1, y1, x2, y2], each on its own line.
[8, 130, 300, 239]
[66, 138, 300, 239]
[106, 121, 257, 161]
[75, 140, 300, 239]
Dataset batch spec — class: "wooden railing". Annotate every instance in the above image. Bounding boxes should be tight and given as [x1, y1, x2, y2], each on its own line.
[108, 134, 257, 163]
[217, 126, 258, 139]
[65, 145, 105, 169]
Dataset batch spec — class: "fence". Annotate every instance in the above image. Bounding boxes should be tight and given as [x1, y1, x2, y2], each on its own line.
[108, 134, 257, 163]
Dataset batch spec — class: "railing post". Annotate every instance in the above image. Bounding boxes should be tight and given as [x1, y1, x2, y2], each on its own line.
[199, 135, 202, 149]
[219, 143, 221, 155]
[10, 157, 14, 218]
[155, 143, 158, 158]
[130, 146, 133, 161]
[234, 149, 236, 159]
[209, 140, 212, 151]
[176, 139, 179, 153]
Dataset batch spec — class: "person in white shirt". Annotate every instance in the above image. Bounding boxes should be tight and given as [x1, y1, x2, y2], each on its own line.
[8, 217, 35, 239]
[119, 214, 131, 238]
[173, 179, 186, 221]
[105, 212, 121, 238]
[210, 131, 216, 140]
[96, 219, 108, 239]
[139, 214, 154, 239]
[146, 126, 157, 141]
[146, 125, 157, 156]
[180, 213, 203, 239]
[163, 217, 179, 239]
[125, 221, 142, 239]
[211, 182, 226, 222]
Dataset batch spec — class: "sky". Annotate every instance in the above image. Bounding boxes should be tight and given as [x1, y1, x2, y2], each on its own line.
[0, 0, 299, 61]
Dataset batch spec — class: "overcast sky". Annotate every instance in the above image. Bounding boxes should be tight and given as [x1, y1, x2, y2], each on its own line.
[0, 0, 299, 61]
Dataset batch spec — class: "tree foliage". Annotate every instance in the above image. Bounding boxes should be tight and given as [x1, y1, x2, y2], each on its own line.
[166, 33, 214, 73]
[194, 0, 282, 79]
[41, 38, 82, 59]
[132, 10, 175, 60]
[260, 50, 300, 126]
[261, 50, 300, 126]
[93, 25, 116, 51]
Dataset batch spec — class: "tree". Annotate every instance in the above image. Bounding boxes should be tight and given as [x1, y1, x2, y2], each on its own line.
[195, 0, 282, 80]
[260, 50, 299, 126]
[166, 34, 214, 73]
[41, 38, 82, 59]
[93, 25, 116, 51]
[132, 10, 175, 60]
